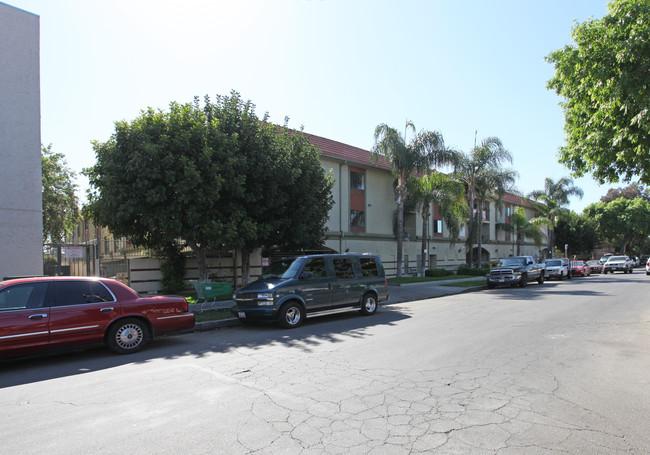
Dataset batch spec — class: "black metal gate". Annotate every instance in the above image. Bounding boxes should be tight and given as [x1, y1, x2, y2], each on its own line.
[43, 244, 97, 276]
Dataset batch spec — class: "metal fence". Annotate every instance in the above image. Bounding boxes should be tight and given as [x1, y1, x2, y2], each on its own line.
[43, 244, 97, 276]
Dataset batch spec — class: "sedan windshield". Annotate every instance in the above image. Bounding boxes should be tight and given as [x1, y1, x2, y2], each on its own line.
[546, 260, 562, 267]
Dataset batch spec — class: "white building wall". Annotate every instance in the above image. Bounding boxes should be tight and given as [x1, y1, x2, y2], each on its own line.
[0, 3, 42, 279]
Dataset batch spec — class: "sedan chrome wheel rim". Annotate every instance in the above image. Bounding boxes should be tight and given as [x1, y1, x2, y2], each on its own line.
[116, 323, 143, 349]
[364, 297, 377, 312]
[285, 307, 301, 325]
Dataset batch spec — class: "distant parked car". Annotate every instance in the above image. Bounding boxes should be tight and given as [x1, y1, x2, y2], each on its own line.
[544, 258, 571, 280]
[586, 260, 603, 274]
[570, 261, 591, 277]
[603, 255, 634, 274]
[0, 276, 195, 357]
[646, 258, 650, 275]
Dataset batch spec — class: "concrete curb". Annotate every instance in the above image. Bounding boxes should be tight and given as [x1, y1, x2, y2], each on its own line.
[190, 281, 487, 332]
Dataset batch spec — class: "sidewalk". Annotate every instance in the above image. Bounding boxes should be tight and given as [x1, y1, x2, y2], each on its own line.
[191, 277, 486, 331]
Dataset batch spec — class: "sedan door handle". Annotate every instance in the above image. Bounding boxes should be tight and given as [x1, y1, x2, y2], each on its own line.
[100, 307, 115, 313]
[29, 314, 48, 320]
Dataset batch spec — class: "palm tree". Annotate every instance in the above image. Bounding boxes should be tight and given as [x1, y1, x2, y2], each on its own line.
[528, 177, 583, 257]
[407, 171, 468, 275]
[497, 207, 553, 255]
[372, 121, 456, 277]
[453, 137, 517, 267]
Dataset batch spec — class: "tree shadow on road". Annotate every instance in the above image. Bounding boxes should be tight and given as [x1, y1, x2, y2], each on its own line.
[0, 304, 412, 387]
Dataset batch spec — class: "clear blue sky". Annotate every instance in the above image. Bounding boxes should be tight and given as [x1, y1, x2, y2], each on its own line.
[8, 0, 620, 213]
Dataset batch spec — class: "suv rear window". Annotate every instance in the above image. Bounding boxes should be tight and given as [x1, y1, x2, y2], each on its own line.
[359, 257, 379, 277]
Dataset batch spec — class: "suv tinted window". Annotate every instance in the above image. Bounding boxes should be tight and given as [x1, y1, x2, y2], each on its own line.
[55, 281, 115, 306]
[359, 257, 379, 277]
[303, 257, 328, 278]
[333, 258, 355, 280]
[0, 282, 48, 311]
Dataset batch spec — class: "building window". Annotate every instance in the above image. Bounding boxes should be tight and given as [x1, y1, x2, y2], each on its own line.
[350, 210, 365, 231]
[432, 204, 443, 237]
[350, 170, 365, 190]
[505, 205, 512, 241]
[434, 219, 443, 236]
[350, 167, 366, 233]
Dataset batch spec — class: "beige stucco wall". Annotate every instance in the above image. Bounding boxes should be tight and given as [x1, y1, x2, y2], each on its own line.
[320, 155, 546, 275]
[0, 3, 42, 279]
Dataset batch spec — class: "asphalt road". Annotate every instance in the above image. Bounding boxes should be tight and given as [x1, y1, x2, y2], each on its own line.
[1, 272, 649, 454]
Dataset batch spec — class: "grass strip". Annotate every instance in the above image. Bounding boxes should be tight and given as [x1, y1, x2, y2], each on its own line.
[440, 279, 487, 288]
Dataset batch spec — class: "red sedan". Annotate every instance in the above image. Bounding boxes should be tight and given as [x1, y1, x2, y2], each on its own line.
[570, 261, 591, 277]
[0, 276, 195, 357]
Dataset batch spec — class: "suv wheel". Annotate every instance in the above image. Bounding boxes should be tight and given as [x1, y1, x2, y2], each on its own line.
[279, 302, 304, 329]
[359, 293, 378, 315]
[537, 273, 545, 285]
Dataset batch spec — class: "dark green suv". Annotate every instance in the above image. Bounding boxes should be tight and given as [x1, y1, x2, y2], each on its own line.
[233, 253, 388, 328]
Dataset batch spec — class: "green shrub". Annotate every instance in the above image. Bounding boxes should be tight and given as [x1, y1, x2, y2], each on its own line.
[457, 264, 490, 276]
[425, 268, 452, 277]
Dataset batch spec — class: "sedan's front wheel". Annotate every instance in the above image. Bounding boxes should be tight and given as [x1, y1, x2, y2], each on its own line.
[106, 318, 150, 354]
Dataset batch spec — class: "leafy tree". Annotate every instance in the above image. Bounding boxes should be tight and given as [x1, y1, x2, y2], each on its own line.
[453, 137, 517, 267]
[497, 207, 553, 256]
[584, 197, 650, 254]
[553, 211, 599, 257]
[528, 177, 583, 256]
[85, 98, 237, 282]
[41, 144, 79, 243]
[546, 0, 650, 184]
[372, 122, 455, 277]
[600, 183, 650, 203]
[85, 92, 334, 284]
[407, 171, 468, 275]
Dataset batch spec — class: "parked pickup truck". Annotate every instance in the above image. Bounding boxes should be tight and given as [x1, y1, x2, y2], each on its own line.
[487, 256, 545, 289]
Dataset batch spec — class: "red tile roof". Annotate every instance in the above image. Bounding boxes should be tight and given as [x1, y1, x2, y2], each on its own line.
[503, 193, 536, 208]
[306, 131, 540, 210]
[306, 132, 392, 171]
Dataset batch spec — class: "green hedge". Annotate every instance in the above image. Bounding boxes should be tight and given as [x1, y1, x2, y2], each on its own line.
[456, 264, 490, 276]
[425, 268, 453, 277]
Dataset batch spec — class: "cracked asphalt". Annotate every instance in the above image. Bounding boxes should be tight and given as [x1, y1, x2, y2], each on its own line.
[1, 273, 649, 454]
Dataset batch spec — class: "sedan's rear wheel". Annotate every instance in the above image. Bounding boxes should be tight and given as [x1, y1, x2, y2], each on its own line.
[106, 318, 149, 354]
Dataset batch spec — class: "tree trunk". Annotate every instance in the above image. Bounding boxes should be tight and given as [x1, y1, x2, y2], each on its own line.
[477, 200, 483, 268]
[240, 247, 251, 286]
[187, 240, 208, 282]
[396, 198, 404, 278]
[420, 212, 429, 277]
